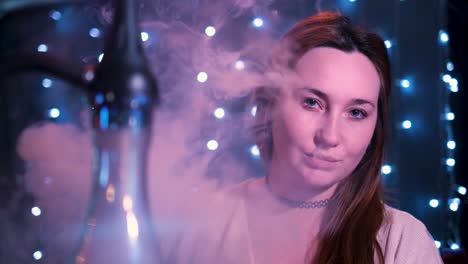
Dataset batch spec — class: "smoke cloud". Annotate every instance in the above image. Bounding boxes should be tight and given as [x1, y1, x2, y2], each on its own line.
[13, 0, 322, 261]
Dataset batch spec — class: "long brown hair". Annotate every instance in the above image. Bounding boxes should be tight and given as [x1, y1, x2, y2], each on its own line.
[253, 12, 391, 264]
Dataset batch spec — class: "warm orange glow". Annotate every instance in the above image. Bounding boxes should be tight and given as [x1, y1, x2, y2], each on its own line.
[105, 184, 115, 202]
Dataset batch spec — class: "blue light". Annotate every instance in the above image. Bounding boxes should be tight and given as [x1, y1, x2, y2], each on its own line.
[250, 145, 260, 157]
[442, 74, 451, 83]
[49, 10, 62, 21]
[449, 78, 458, 87]
[401, 120, 412, 129]
[439, 30, 449, 44]
[447, 140, 456, 150]
[98, 53, 104, 63]
[31, 206, 41, 216]
[349, 0, 356, 2]
[434, 240, 441, 249]
[99, 151, 110, 187]
[384, 40, 392, 49]
[381, 165, 392, 175]
[252, 18, 264, 28]
[99, 107, 109, 129]
[446, 61, 454, 71]
[37, 44, 48, 52]
[400, 79, 410, 88]
[48, 108, 60, 118]
[429, 199, 439, 208]
[449, 198, 460, 212]
[141, 32, 149, 42]
[89, 28, 101, 38]
[445, 112, 455, 121]
[450, 243, 460, 250]
[42, 78, 52, 88]
[457, 186, 466, 195]
[33, 250, 43, 260]
[450, 84, 459, 93]
[446, 158, 455, 167]
[95, 93, 105, 104]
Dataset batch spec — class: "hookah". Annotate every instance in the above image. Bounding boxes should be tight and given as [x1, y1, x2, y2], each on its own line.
[1, 0, 161, 263]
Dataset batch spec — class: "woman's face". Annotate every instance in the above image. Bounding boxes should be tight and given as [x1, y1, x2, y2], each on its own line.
[270, 47, 380, 194]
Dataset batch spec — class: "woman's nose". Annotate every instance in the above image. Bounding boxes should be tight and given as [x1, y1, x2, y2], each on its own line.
[314, 115, 340, 149]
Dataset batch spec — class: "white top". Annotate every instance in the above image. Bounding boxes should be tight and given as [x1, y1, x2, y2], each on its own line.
[154, 179, 444, 264]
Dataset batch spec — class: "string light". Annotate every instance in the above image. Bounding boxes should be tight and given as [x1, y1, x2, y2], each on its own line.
[234, 60, 245, 70]
[84, 69, 95, 81]
[33, 250, 43, 260]
[31, 206, 41, 216]
[206, 140, 219, 151]
[250, 145, 260, 157]
[450, 243, 460, 250]
[381, 165, 392, 175]
[434, 240, 441, 249]
[37, 44, 48, 52]
[449, 83, 458, 93]
[49, 10, 61, 21]
[442, 74, 451, 83]
[252, 18, 264, 28]
[141, 32, 149, 42]
[438, 30, 449, 44]
[48, 108, 60, 119]
[445, 112, 455, 121]
[400, 79, 410, 88]
[89, 28, 101, 38]
[250, 106, 257, 117]
[213, 107, 225, 119]
[446, 61, 454, 71]
[205, 26, 216, 37]
[42, 78, 52, 88]
[447, 140, 456, 150]
[401, 120, 412, 129]
[446, 158, 455, 167]
[384, 40, 392, 49]
[197, 72, 208, 83]
[429, 199, 440, 208]
[448, 198, 460, 212]
[449, 78, 458, 87]
[457, 186, 466, 195]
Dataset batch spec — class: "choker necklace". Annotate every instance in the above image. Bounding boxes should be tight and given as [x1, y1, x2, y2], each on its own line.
[276, 196, 330, 209]
[265, 178, 330, 209]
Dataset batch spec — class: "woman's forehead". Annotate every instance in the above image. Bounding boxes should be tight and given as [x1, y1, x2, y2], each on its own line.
[291, 47, 381, 103]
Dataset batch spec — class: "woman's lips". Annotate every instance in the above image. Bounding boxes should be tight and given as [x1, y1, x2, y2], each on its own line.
[304, 153, 341, 170]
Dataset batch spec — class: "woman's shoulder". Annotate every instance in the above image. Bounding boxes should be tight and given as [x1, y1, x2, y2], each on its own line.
[377, 205, 443, 263]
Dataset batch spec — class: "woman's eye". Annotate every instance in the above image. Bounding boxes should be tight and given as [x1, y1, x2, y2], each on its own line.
[349, 109, 368, 119]
[303, 98, 320, 109]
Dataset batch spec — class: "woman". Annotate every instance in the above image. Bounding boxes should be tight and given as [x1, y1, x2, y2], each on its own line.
[155, 11, 443, 264]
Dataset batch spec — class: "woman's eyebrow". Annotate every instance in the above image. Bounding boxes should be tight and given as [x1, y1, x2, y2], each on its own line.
[301, 87, 329, 102]
[350, 98, 376, 108]
[301, 87, 376, 108]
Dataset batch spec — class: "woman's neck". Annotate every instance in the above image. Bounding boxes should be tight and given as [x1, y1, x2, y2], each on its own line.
[266, 159, 338, 203]
[245, 177, 330, 217]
